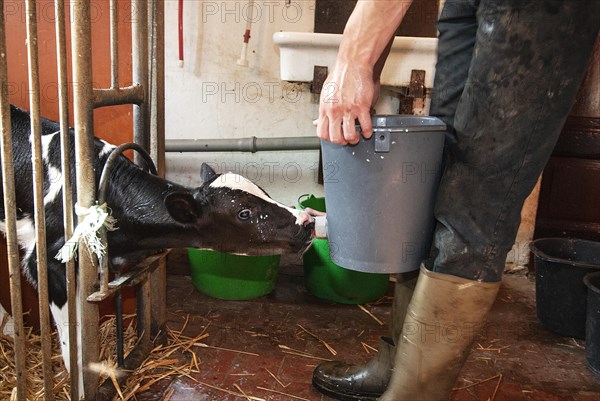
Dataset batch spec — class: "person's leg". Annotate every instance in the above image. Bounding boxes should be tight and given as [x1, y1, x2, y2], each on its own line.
[432, 0, 600, 283]
[311, 1, 480, 400]
[429, 0, 481, 130]
[381, 1, 600, 400]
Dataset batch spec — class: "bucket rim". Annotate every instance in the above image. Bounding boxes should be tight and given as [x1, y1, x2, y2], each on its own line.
[584, 271, 600, 295]
[354, 114, 447, 133]
[529, 237, 600, 270]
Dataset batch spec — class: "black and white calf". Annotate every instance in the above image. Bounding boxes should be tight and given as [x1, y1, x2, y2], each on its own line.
[0, 105, 314, 370]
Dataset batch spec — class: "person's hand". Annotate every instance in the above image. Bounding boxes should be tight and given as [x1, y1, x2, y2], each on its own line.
[313, 0, 412, 145]
[315, 62, 376, 145]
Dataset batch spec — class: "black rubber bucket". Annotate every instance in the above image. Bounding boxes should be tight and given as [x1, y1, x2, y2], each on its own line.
[530, 238, 600, 339]
[584, 271, 600, 375]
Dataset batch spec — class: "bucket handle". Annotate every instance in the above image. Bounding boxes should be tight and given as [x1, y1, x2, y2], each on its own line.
[297, 193, 311, 207]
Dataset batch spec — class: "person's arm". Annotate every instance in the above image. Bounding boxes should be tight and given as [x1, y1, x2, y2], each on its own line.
[316, 0, 413, 144]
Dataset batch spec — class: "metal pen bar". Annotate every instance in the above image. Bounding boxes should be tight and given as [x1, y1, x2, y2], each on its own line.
[115, 290, 125, 367]
[24, 1, 53, 398]
[70, 0, 101, 398]
[110, 0, 119, 89]
[148, 0, 167, 340]
[137, 280, 153, 346]
[149, 0, 164, 175]
[0, 3, 26, 399]
[54, 0, 78, 393]
[132, 0, 149, 165]
[92, 85, 145, 108]
[131, 0, 152, 346]
[98, 230, 110, 296]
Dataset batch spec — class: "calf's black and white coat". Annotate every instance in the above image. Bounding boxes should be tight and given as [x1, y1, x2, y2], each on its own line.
[0, 105, 314, 374]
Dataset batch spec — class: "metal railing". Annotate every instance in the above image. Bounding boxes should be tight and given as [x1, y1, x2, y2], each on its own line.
[0, 0, 165, 399]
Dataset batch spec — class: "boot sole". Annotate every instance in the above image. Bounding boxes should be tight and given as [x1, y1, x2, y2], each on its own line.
[312, 376, 381, 401]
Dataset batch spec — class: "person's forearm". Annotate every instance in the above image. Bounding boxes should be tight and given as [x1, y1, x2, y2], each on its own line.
[337, 0, 414, 70]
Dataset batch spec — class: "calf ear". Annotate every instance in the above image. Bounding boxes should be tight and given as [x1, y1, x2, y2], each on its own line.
[165, 192, 202, 224]
[200, 163, 218, 183]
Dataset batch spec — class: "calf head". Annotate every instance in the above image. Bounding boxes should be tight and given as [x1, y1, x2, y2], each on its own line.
[164, 164, 314, 255]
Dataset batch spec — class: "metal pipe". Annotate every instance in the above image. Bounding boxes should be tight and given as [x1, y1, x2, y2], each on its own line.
[148, 0, 167, 339]
[131, 0, 153, 348]
[165, 136, 321, 153]
[54, 0, 78, 393]
[148, 0, 161, 168]
[0, 3, 26, 399]
[92, 85, 144, 108]
[24, 1, 54, 398]
[115, 290, 124, 367]
[98, 143, 158, 202]
[132, 0, 149, 164]
[110, 0, 119, 89]
[70, 1, 100, 398]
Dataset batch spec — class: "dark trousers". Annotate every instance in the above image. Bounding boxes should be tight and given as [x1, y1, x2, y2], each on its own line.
[428, 0, 599, 282]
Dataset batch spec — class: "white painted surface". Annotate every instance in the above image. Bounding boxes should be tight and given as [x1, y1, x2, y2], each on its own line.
[273, 32, 438, 87]
[164, 1, 323, 205]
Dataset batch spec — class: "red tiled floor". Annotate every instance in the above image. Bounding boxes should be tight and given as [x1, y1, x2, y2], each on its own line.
[135, 252, 600, 400]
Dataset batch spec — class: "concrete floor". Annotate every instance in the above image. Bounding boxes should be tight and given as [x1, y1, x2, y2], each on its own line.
[137, 253, 600, 401]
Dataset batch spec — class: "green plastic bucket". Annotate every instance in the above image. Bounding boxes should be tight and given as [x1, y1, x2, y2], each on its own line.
[298, 195, 389, 304]
[187, 248, 280, 300]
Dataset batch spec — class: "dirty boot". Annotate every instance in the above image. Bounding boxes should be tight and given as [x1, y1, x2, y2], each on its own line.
[312, 271, 418, 401]
[378, 265, 500, 401]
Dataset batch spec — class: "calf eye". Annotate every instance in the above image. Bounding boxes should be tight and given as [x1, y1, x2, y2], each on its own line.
[238, 209, 252, 221]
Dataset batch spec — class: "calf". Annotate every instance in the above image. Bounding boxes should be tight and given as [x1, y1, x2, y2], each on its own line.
[0, 105, 314, 373]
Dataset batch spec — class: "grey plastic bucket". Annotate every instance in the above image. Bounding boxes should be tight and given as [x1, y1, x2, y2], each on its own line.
[321, 115, 446, 273]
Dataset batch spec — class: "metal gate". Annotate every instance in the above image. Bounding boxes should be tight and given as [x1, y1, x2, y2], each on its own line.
[0, 0, 165, 399]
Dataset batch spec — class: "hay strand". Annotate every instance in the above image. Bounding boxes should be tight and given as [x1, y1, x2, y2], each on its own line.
[193, 342, 260, 356]
[297, 324, 337, 356]
[361, 341, 377, 354]
[453, 374, 502, 391]
[256, 386, 310, 401]
[357, 304, 384, 325]
[265, 368, 289, 388]
[197, 380, 265, 401]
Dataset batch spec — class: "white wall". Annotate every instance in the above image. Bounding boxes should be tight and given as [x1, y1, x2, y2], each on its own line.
[164, 0, 323, 205]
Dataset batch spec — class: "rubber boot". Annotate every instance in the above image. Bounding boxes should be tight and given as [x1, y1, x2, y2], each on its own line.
[312, 271, 419, 401]
[378, 266, 500, 401]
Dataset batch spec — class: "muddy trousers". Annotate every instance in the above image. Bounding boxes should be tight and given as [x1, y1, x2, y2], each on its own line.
[429, 0, 600, 283]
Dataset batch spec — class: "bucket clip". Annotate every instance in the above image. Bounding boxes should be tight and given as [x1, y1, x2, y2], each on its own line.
[374, 129, 391, 153]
